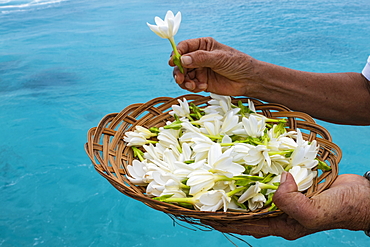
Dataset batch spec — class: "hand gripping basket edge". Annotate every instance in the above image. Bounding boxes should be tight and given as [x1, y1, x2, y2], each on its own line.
[84, 94, 341, 226]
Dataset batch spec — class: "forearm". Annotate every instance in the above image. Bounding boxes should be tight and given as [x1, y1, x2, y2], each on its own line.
[248, 60, 370, 125]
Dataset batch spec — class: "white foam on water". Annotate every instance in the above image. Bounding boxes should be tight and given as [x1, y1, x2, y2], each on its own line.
[0, 0, 66, 13]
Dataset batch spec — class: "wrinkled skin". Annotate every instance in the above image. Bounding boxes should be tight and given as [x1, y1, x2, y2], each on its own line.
[169, 37, 254, 96]
[169, 37, 370, 125]
[201, 172, 370, 240]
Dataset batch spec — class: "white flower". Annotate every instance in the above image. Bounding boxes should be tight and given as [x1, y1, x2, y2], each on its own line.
[146, 10, 181, 39]
[204, 93, 233, 115]
[146, 171, 183, 197]
[181, 120, 202, 134]
[186, 169, 218, 195]
[143, 143, 165, 161]
[238, 182, 261, 203]
[157, 128, 181, 150]
[162, 187, 187, 198]
[232, 143, 253, 163]
[161, 178, 188, 198]
[178, 142, 192, 162]
[267, 155, 288, 175]
[248, 193, 266, 211]
[267, 126, 297, 151]
[289, 166, 317, 191]
[146, 171, 167, 197]
[289, 129, 319, 169]
[248, 99, 256, 112]
[135, 126, 156, 139]
[241, 114, 266, 138]
[123, 131, 148, 146]
[243, 145, 271, 174]
[178, 131, 202, 146]
[169, 98, 191, 119]
[277, 135, 298, 150]
[206, 144, 245, 178]
[191, 135, 215, 161]
[173, 159, 206, 180]
[200, 119, 221, 136]
[127, 160, 149, 186]
[194, 190, 231, 212]
[220, 109, 241, 135]
[194, 113, 224, 124]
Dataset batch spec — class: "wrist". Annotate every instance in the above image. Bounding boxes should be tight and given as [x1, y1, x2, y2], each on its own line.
[245, 59, 278, 98]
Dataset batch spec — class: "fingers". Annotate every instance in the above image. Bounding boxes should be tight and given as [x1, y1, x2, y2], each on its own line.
[172, 65, 208, 92]
[201, 214, 315, 240]
[176, 37, 218, 55]
[273, 172, 317, 228]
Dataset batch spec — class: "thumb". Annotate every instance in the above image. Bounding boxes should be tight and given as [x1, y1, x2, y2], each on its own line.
[180, 50, 220, 69]
[273, 172, 315, 225]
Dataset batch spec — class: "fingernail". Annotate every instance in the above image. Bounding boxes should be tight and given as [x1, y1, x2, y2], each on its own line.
[181, 55, 192, 66]
[198, 83, 207, 91]
[185, 82, 194, 90]
[280, 171, 287, 184]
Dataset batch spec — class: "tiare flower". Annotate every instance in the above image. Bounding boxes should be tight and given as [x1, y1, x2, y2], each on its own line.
[205, 143, 245, 178]
[234, 114, 266, 138]
[147, 10, 184, 73]
[186, 169, 218, 195]
[204, 93, 233, 115]
[127, 160, 150, 186]
[194, 190, 231, 212]
[289, 129, 319, 169]
[289, 166, 317, 191]
[169, 98, 191, 119]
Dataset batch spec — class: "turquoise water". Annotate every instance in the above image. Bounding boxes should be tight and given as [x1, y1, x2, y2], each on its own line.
[1, 0, 370, 246]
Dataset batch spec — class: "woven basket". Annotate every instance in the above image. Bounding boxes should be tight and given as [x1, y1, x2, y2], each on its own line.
[84, 94, 341, 226]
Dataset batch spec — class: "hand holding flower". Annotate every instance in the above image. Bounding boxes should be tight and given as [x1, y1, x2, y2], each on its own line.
[147, 10, 184, 73]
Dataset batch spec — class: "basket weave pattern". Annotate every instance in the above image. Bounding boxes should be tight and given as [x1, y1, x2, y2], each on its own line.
[85, 95, 341, 224]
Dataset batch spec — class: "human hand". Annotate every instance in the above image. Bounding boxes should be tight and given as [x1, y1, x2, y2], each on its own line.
[169, 37, 257, 96]
[202, 172, 370, 240]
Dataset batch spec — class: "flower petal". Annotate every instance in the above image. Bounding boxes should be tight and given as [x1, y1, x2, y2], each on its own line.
[172, 11, 181, 36]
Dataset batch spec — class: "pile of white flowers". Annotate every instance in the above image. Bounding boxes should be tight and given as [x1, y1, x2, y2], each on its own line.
[123, 93, 328, 213]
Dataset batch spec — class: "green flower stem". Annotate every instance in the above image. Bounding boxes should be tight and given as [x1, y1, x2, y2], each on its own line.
[233, 175, 265, 181]
[268, 202, 278, 211]
[264, 193, 274, 207]
[317, 159, 332, 171]
[265, 118, 287, 123]
[203, 134, 223, 140]
[261, 173, 274, 183]
[132, 147, 144, 162]
[149, 127, 160, 134]
[163, 120, 183, 130]
[180, 183, 190, 190]
[169, 37, 184, 73]
[259, 183, 278, 190]
[227, 186, 247, 197]
[219, 143, 235, 147]
[284, 164, 293, 171]
[189, 103, 204, 119]
[268, 150, 294, 156]
[161, 197, 195, 204]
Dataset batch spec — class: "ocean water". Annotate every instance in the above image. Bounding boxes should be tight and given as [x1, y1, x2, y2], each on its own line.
[1, 0, 370, 246]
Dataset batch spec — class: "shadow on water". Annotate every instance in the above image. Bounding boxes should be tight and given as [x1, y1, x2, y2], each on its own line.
[24, 69, 77, 90]
[0, 58, 78, 94]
